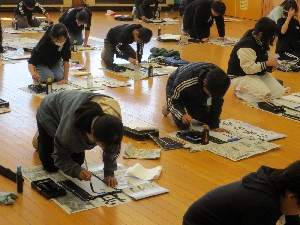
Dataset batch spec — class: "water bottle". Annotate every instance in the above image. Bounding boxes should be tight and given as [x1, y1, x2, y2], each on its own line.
[87, 73, 93, 88]
[134, 64, 140, 80]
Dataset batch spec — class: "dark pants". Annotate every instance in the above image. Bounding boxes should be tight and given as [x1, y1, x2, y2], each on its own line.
[37, 119, 85, 172]
[101, 39, 136, 66]
[135, 0, 154, 20]
[172, 104, 210, 130]
[135, 6, 154, 20]
[14, 14, 41, 28]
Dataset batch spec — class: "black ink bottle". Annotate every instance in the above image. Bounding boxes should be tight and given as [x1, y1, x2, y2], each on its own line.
[73, 39, 77, 52]
[15, 19, 18, 30]
[148, 62, 153, 77]
[46, 78, 52, 95]
[201, 124, 209, 145]
[16, 165, 23, 193]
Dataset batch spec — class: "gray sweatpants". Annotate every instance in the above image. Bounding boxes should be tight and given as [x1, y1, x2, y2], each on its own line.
[14, 14, 41, 28]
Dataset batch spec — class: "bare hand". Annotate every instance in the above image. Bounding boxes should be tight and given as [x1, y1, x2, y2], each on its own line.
[182, 114, 192, 124]
[202, 38, 210, 42]
[104, 176, 118, 188]
[288, 8, 296, 18]
[57, 79, 68, 85]
[266, 57, 278, 68]
[32, 72, 39, 81]
[47, 19, 53, 24]
[128, 57, 138, 65]
[211, 127, 230, 133]
[83, 43, 90, 47]
[79, 169, 93, 181]
[141, 16, 146, 21]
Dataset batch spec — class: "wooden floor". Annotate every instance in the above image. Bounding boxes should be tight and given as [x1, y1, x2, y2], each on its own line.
[1, 10, 300, 225]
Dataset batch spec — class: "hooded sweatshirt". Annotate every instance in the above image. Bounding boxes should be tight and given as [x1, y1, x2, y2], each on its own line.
[37, 90, 122, 179]
[183, 166, 300, 225]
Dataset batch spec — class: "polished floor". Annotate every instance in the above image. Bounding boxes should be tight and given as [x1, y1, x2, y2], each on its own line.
[0, 10, 300, 225]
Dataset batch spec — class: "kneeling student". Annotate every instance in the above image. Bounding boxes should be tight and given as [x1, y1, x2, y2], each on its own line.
[162, 62, 230, 132]
[101, 24, 153, 70]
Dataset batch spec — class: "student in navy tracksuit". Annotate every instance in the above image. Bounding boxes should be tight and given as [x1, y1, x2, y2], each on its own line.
[14, 0, 52, 28]
[276, 1, 300, 61]
[162, 62, 230, 131]
[183, 161, 300, 225]
[59, 7, 92, 47]
[101, 24, 152, 69]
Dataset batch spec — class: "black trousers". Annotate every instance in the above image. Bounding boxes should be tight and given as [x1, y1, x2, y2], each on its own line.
[37, 119, 85, 172]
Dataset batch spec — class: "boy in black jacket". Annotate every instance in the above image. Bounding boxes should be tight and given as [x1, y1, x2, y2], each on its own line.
[14, 0, 52, 28]
[183, 0, 226, 42]
[135, 0, 164, 20]
[101, 24, 153, 69]
[162, 62, 230, 131]
[59, 7, 92, 47]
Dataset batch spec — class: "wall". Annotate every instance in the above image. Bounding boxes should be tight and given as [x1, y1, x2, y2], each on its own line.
[222, 0, 262, 20]
[223, 0, 300, 20]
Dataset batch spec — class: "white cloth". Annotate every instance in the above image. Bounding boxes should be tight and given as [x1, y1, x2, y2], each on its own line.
[231, 73, 285, 102]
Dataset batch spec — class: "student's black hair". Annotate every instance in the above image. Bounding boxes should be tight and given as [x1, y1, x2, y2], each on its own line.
[242, 17, 277, 49]
[73, 101, 123, 156]
[269, 160, 300, 206]
[76, 11, 89, 23]
[24, 0, 36, 8]
[35, 23, 68, 48]
[283, 0, 298, 16]
[204, 67, 230, 98]
[211, 1, 226, 16]
[137, 27, 153, 43]
[280, 0, 296, 6]
[50, 23, 69, 39]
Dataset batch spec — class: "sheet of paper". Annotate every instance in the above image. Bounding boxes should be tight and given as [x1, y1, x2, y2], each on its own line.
[125, 163, 162, 180]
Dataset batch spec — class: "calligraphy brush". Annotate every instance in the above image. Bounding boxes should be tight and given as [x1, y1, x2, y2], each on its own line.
[184, 108, 194, 130]
[84, 158, 97, 193]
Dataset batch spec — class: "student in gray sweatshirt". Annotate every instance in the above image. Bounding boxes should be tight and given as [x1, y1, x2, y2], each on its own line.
[35, 90, 123, 187]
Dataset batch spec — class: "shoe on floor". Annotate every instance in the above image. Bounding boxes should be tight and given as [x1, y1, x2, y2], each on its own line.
[162, 103, 170, 116]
